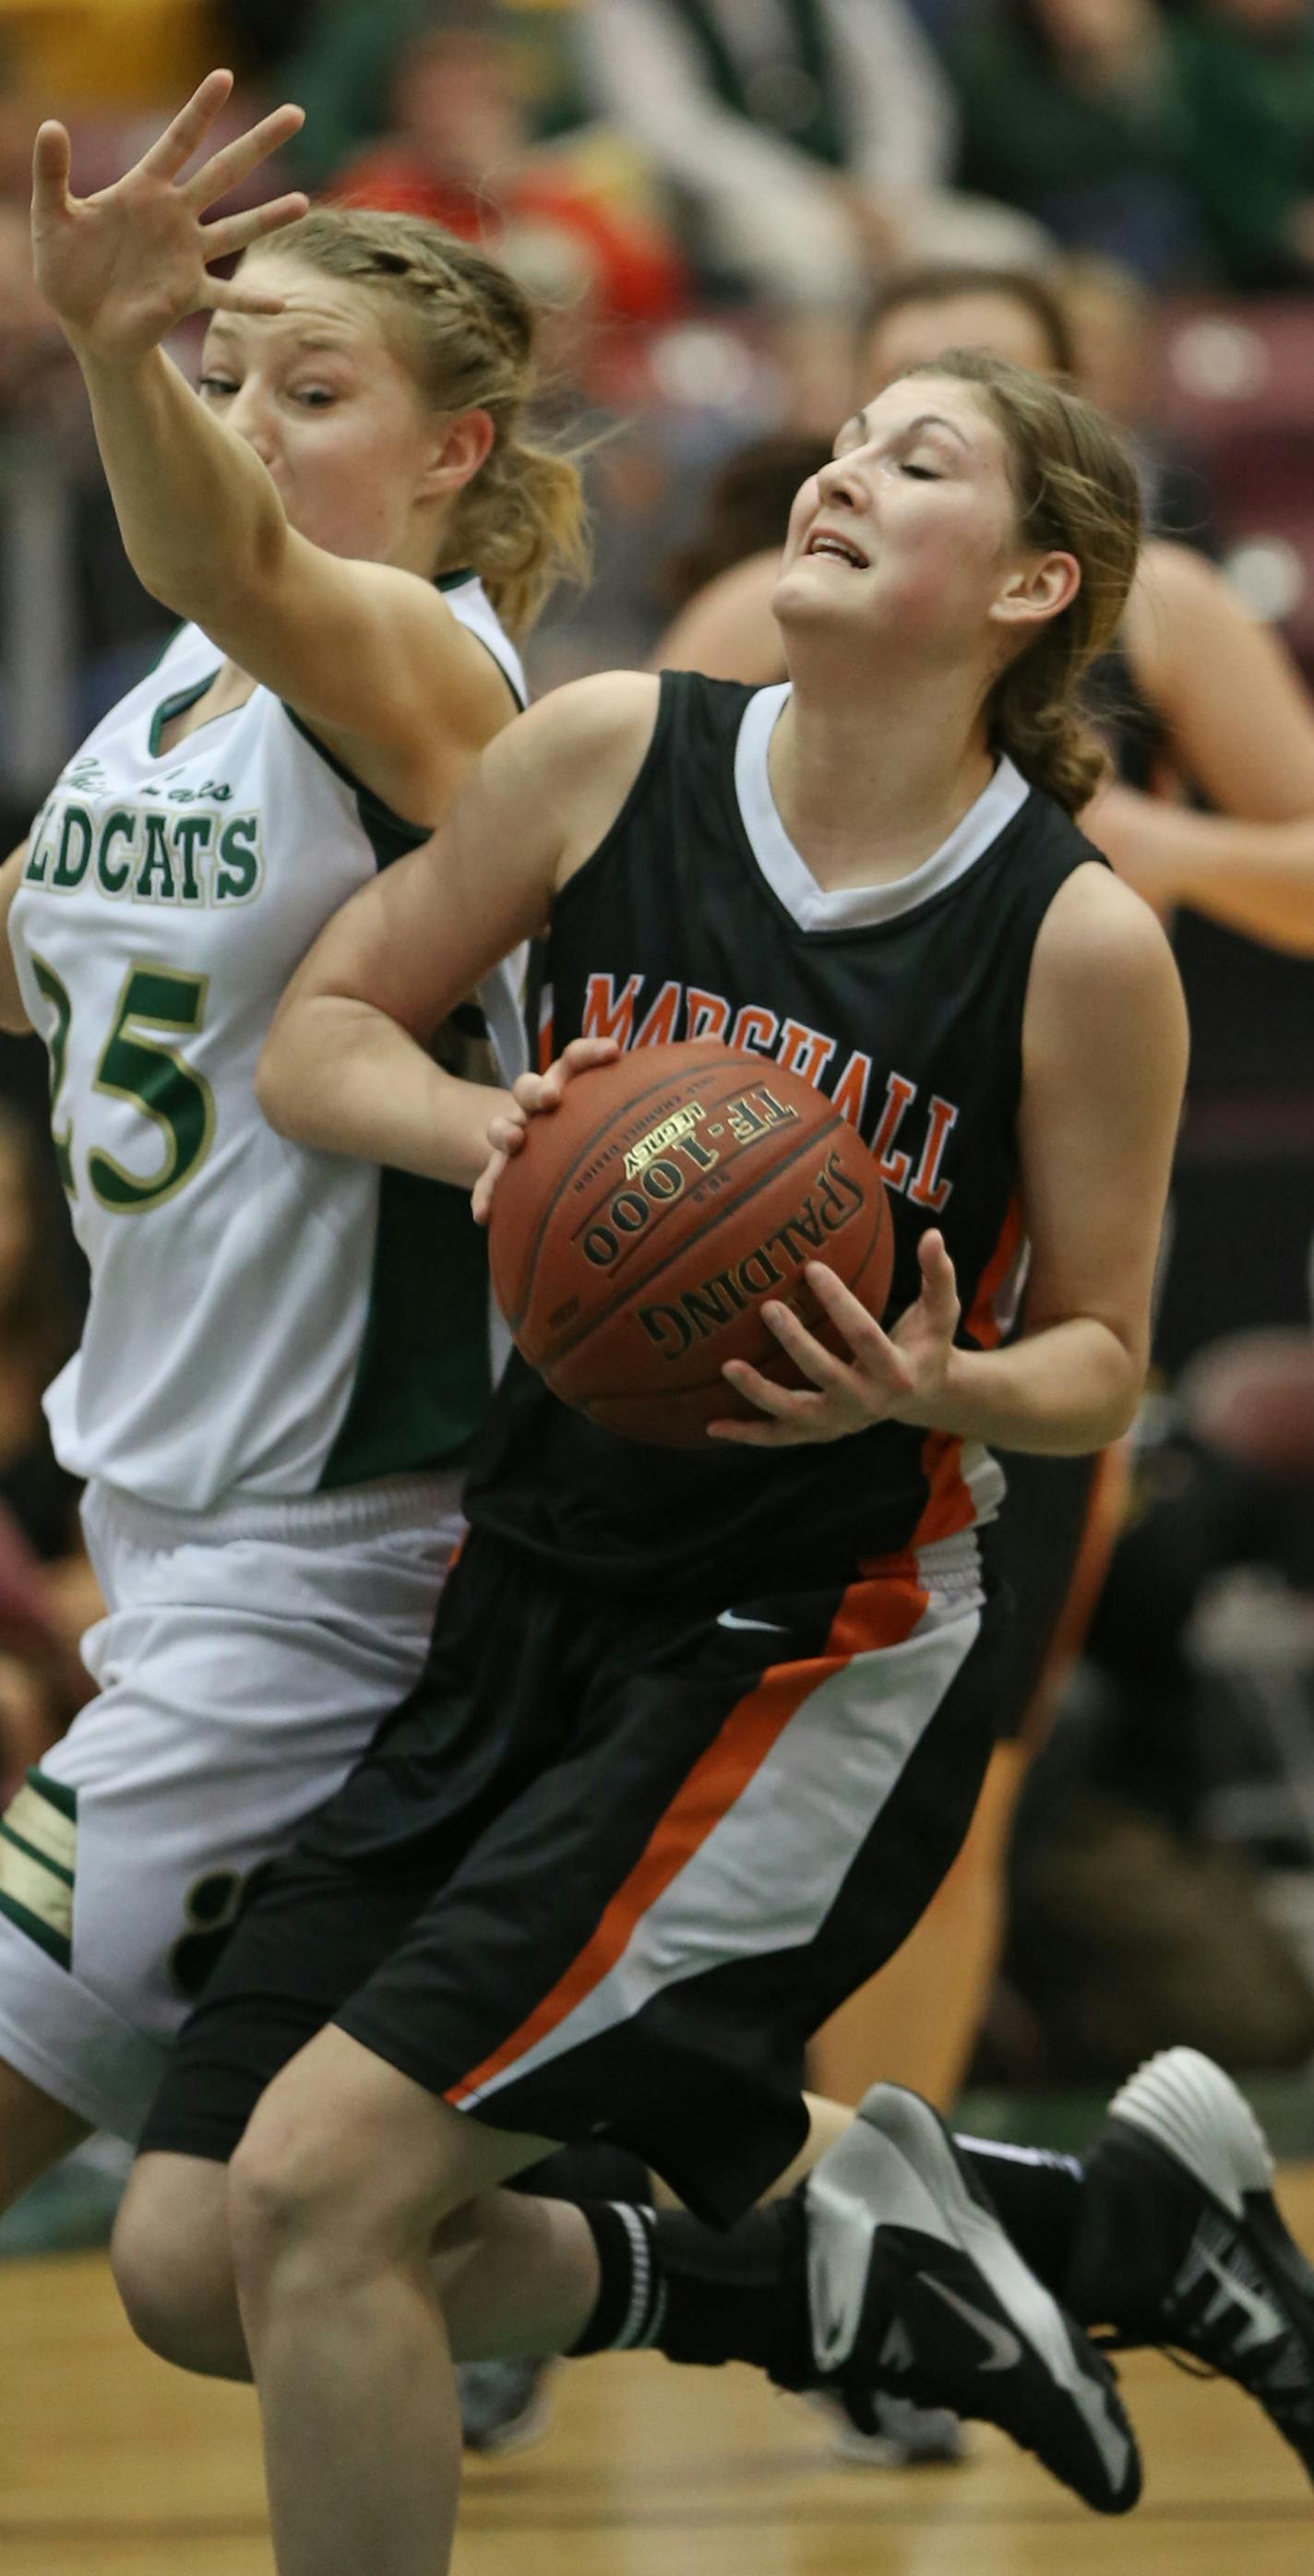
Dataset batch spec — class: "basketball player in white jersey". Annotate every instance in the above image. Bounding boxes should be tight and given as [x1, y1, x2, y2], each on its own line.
[0, 73, 583, 2209]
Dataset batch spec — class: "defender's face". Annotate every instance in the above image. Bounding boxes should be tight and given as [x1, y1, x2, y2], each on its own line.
[197, 257, 442, 566]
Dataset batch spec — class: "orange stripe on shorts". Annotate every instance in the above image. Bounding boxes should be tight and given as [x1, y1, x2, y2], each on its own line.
[445, 1569, 929, 2107]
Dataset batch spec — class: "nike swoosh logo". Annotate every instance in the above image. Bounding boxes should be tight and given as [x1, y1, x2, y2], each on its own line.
[1199, 2246, 1286, 2352]
[718, 1610, 788, 1633]
[918, 2275, 1022, 2373]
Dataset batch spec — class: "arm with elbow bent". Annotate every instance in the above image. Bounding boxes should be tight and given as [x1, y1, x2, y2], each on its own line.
[714, 865, 1189, 1453]
[1088, 540, 1314, 952]
[257, 674, 662, 1182]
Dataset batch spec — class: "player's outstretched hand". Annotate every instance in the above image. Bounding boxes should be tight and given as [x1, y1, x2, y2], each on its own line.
[472, 1036, 619, 1227]
[709, 1228, 960, 1446]
[31, 69, 307, 364]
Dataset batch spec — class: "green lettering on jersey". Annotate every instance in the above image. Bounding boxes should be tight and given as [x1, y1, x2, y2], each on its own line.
[51, 806, 92, 890]
[135, 812, 176, 902]
[87, 965, 215, 1212]
[173, 811, 213, 903]
[23, 803, 54, 883]
[96, 809, 137, 896]
[214, 812, 262, 903]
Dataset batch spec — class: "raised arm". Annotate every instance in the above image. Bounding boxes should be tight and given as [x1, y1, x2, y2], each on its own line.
[30, 75, 511, 819]
[257, 673, 660, 1186]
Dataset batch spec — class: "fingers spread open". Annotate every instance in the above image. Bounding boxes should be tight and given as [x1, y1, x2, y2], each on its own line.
[200, 196, 310, 266]
[137, 71, 234, 183]
[185, 105, 306, 214]
[759, 1298, 852, 1390]
[710, 1362, 831, 1442]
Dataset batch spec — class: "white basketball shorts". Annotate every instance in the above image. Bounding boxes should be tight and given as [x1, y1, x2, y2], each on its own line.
[0, 1472, 462, 2139]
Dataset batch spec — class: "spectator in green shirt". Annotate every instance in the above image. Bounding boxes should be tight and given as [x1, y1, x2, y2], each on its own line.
[1175, 0, 1314, 287]
[950, 0, 1203, 280]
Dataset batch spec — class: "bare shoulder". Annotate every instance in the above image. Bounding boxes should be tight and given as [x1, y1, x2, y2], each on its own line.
[1126, 537, 1238, 666]
[467, 671, 662, 884]
[1030, 859, 1188, 1046]
[652, 549, 785, 683]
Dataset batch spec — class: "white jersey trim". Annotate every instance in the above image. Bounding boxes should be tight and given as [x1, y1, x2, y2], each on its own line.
[734, 682, 1031, 933]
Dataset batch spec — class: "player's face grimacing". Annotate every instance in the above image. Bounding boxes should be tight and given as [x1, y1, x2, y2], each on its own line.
[773, 373, 1071, 662]
[197, 255, 458, 569]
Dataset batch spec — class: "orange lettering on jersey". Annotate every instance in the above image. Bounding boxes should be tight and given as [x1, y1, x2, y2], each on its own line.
[908, 1095, 959, 1210]
[582, 972, 642, 1046]
[537, 984, 555, 1074]
[730, 1003, 779, 1055]
[830, 1049, 872, 1131]
[776, 1019, 836, 1090]
[871, 1070, 917, 1189]
[686, 987, 730, 1044]
[635, 980, 682, 1048]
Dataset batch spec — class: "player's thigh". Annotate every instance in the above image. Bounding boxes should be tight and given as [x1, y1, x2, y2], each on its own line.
[330, 1562, 1003, 2225]
[0, 1510, 452, 2138]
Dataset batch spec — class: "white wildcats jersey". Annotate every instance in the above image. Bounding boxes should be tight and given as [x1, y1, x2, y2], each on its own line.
[9, 574, 527, 1512]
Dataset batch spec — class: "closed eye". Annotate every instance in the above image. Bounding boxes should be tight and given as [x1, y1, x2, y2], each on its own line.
[197, 374, 238, 400]
[900, 462, 942, 481]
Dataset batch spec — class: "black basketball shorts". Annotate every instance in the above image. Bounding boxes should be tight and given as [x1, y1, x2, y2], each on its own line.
[141, 1526, 1002, 2225]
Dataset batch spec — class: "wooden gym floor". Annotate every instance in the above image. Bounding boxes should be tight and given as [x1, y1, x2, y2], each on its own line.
[1, 2169, 1312, 2575]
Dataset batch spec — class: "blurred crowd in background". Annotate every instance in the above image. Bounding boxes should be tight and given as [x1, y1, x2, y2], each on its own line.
[1, 0, 1314, 2106]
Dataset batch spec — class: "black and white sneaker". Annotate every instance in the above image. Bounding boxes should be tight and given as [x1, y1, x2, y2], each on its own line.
[1072, 2047, 1314, 2480]
[806, 2083, 1141, 2515]
[806, 2385, 968, 2467]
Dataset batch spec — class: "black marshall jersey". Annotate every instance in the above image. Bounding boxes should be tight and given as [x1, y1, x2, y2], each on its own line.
[465, 673, 1105, 1601]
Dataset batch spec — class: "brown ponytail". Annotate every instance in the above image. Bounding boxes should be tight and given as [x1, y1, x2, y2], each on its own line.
[899, 349, 1142, 813]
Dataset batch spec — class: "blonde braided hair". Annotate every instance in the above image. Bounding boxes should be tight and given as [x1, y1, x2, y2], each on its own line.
[243, 208, 589, 638]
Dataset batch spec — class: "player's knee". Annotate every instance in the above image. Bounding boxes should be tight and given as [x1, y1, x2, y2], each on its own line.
[112, 2162, 240, 2377]
[229, 2077, 466, 2296]
[228, 2086, 396, 2293]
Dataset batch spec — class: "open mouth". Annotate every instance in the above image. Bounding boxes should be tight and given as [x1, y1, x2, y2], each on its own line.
[805, 530, 869, 569]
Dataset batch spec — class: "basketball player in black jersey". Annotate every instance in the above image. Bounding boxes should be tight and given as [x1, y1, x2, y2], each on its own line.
[112, 353, 1314, 2571]
[652, 259, 1314, 2151]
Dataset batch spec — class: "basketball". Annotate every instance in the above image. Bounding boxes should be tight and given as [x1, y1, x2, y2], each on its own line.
[487, 1042, 894, 1447]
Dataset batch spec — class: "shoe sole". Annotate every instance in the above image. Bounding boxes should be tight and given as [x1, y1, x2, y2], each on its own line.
[810, 2085, 1141, 2513]
[801, 2388, 969, 2468]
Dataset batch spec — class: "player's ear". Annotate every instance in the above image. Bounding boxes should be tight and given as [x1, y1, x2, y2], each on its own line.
[990, 549, 1081, 639]
[418, 408, 495, 504]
